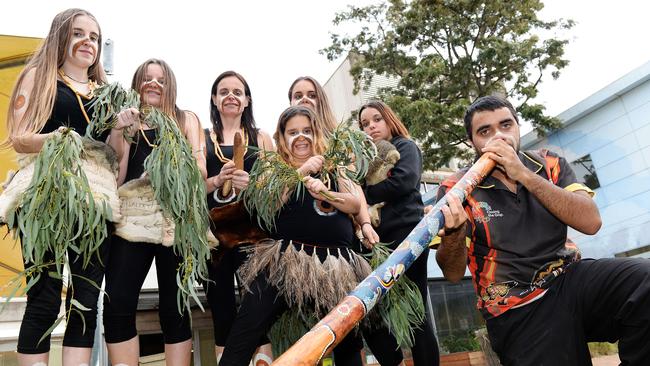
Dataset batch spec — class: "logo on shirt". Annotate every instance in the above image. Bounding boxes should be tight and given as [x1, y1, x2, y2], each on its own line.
[472, 201, 503, 223]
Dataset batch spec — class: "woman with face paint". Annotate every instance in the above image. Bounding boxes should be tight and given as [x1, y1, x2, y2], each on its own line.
[102, 59, 206, 366]
[287, 76, 338, 134]
[5, 8, 117, 366]
[218, 105, 369, 366]
[201, 70, 274, 364]
[358, 101, 440, 366]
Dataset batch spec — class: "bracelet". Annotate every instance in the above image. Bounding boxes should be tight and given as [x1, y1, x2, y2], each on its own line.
[213, 186, 236, 203]
[360, 222, 372, 228]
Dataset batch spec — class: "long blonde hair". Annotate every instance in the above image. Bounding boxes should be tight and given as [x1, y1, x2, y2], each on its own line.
[273, 106, 327, 167]
[288, 76, 337, 134]
[131, 58, 186, 129]
[6, 8, 106, 144]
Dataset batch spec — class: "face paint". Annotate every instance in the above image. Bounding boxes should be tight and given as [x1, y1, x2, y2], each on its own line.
[287, 131, 313, 148]
[69, 39, 96, 63]
[14, 94, 26, 110]
[218, 92, 246, 113]
[142, 78, 165, 89]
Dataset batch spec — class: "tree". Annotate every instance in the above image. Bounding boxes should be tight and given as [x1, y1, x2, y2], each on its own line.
[322, 0, 574, 170]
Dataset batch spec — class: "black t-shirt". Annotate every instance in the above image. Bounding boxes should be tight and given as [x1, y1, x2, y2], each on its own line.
[364, 135, 424, 246]
[437, 150, 592, 319]
[271, 181, 355, 248]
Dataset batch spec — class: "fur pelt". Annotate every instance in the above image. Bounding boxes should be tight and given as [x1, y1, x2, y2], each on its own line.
[0, 139, 121, 224]
[209, 200, 268, 250]
[365, 140, 400, 227]
[115, 177, 218, 247]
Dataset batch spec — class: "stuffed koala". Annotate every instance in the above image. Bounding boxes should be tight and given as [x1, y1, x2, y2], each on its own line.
[365, 140, 400, 227]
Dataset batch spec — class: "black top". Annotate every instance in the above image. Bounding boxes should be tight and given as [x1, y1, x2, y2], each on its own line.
[437, 150, 589, 319]
[124, 129, 157, 183]
[271, 181, 355, 248]
[364, 136, 424, 246]
[41, 80, 95, 135]
[204, 128, 258, 209]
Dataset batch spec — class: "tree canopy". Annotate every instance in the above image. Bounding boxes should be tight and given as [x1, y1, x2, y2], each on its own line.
[322, 0, 574, 169]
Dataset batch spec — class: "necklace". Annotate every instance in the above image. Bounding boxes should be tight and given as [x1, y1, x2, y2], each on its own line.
[59, 69, 89, 84]
[209, 127, 249, 164]
[57, 69, 94, 124]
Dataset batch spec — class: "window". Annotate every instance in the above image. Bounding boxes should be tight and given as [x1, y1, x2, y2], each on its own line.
[570, 154, 600, 189]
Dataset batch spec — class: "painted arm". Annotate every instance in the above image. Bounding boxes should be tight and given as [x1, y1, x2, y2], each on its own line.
[9, 68, 55, 153]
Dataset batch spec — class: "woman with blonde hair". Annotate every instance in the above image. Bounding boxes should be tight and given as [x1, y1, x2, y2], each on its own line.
[288, 76, 338, 134]
[5, 8, 119, 366]
[102, 58, 206, 366]
[218, 105, 369, 366]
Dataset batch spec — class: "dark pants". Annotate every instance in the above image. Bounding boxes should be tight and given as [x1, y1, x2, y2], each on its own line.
[18, 237, 110, 354]
[218, 273, 363, 366]
[103, 236, 191, 344]
[363, 241, 440, 366]
[204, 245, 268, 347]
[487, 258, 650, 366]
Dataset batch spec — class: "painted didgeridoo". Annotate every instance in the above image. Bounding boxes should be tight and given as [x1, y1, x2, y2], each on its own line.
[272, 153, 496, 365]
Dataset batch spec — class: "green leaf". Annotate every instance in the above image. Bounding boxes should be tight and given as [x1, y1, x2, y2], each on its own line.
[70, 298, 91, 311]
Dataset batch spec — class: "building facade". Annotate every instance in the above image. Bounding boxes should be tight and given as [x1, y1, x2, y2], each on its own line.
[522, 60, 650, 260]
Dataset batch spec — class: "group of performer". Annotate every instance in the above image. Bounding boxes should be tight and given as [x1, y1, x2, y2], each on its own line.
[5, 7, 650, 366]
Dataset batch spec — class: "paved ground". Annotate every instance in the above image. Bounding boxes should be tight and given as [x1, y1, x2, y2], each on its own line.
[592, 354, 620, 366]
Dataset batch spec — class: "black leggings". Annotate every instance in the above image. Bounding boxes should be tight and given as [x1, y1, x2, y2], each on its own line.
[218, 273, 363, 366]
[363, 246, 440, 366]
[103, 236, 191, 344]
[204, 245, 269, 347]
[17, 237, 110, 354]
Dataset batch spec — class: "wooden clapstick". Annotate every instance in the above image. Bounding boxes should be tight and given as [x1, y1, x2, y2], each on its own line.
[221, 132, 245, 197]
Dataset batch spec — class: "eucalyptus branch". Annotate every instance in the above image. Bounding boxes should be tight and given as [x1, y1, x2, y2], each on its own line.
[243, 121, 376, 231]
[8, 130, 111, 277]
[142, 108, 211, 315]
[87, 82, 140, 140]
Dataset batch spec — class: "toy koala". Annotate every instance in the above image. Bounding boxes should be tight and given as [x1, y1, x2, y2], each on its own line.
[365, 139, 400, 227]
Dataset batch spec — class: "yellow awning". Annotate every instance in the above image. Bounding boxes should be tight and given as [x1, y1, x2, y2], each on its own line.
[0, 35, 43, 295]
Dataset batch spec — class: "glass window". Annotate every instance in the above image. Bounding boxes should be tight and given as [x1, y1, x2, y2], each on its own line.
[570, 154, 600, 190]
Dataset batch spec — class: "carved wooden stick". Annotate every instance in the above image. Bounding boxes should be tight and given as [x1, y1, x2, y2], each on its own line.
[221, 131, 245, 196]
[272, 154, 496, 365]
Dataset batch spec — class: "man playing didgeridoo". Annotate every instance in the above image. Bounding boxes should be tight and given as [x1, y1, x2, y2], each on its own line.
[435, 95, 650, 366]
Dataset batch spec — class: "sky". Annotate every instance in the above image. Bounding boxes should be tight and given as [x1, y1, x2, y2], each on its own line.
[2, 0, 650, 135]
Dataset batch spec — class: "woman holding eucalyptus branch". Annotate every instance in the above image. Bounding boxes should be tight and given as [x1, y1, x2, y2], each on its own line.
[4, 8, 120, 366]
[359, 100, 440, 366]
[201, 70, 274, 364]
[218, 105, 370, 366]
[289, 77, 411, 365]
[102, 58, 206, 366]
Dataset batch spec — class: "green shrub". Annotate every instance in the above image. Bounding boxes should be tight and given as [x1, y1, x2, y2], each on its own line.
[440, 331, 481, 353]
[588, 342, 618, 356]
